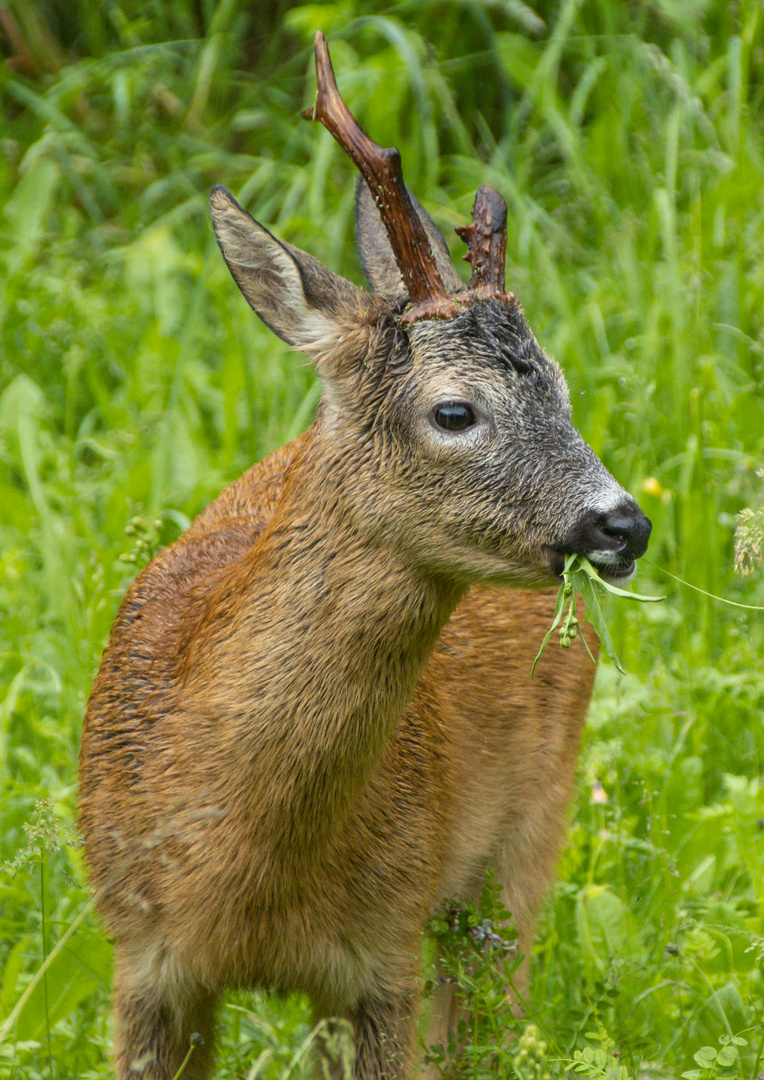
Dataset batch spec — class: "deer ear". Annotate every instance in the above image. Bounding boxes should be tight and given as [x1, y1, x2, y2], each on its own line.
[354, 176, 463, 297]
[210, 186, 365, 352]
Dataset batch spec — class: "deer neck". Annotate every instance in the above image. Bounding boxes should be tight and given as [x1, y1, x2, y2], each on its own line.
[185, 433, 465, 853]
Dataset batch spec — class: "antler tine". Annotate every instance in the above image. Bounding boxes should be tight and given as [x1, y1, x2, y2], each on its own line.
[455, 185, 515, 303]
[302, 31, 456, 322]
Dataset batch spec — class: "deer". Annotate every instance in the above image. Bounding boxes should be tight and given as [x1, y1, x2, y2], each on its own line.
[79, 31, 652, 1080]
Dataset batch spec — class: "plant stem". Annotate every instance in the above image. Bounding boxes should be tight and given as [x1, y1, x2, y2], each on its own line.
[644, 559, 764, 610]
[40, 845, 53, 1080]
[170, 1039, 198, 1080]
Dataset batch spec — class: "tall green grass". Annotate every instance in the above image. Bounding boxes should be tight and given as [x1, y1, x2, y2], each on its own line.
[1, 1, 764, 1077]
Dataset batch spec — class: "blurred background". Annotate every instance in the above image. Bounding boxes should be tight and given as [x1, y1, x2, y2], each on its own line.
[1, 1, 764, 1077]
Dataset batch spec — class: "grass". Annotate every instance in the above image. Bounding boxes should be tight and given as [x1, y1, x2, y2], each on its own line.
[1, 0, 764, 1076]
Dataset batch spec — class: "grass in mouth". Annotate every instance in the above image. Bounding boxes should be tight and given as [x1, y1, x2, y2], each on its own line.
[532, 554, 664, 678]
[536, 548, 764, 680]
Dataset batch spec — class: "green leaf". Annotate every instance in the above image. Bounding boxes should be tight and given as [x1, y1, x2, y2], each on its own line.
[2, 156, 61, 277]
[12, 926, 112, 1041]
[693, 1047, 718, 1068]
[575, 884, 637, 979]
[577, 621, 598, 665]
[579, 575, 625, 674]
[531, 554, 664, 677]
[0, 937, 30, 1015]
[575, 557, 665, 601]
[531, 579, 567, 678]
[716, 1045, 738, 1067]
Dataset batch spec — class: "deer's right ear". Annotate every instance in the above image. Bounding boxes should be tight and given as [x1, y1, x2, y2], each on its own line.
[354, 177, 463, 297]
[210, 186, 365, 353]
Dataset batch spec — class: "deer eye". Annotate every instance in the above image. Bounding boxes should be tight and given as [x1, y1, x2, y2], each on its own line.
[431, 402, 477, 432]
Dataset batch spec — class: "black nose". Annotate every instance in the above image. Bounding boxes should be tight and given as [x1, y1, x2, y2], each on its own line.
[590, 503, 652, 560]
[563, 501, 652, 563]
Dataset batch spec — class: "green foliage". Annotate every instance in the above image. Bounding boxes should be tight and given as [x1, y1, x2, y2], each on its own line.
[532, 554, 664, 678]
[426, 875, 524, 1077]
[515, 1024, 553, 1080]
[681, 1033, 749, 1080]
[568, 1030, 631, 1080]
[1, 0, 764, 1077]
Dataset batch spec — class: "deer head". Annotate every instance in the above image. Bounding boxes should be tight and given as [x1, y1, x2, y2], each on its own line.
[209, 32, 650, 588]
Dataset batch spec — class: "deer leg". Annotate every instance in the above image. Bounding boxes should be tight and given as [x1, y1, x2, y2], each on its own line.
[351, 993, 418, 1080]
[422, 973, 465, 1080]
[494, 812, 578, 1015]
[112, 947, 218, 1080]
[315, 990, 418, 1080]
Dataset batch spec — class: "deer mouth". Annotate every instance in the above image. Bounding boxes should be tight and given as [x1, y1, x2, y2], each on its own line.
[547, 550, 636, 584]
[587, 556, 636, 583]
[546, 500, 651, 586]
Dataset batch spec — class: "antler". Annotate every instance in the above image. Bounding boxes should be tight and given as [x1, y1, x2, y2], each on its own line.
[302, 33, 515, 317]
[302, 31, 457, 322]
[455, 185, 514, 302]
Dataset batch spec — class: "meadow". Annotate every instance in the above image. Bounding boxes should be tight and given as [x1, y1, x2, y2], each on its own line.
[1, 0, 764, 1076]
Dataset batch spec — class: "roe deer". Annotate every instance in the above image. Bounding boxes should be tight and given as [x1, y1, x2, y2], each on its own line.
[79, 32, 652, 1080]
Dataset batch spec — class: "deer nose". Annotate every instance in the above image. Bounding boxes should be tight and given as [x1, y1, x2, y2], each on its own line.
[586, 503, 652, 561]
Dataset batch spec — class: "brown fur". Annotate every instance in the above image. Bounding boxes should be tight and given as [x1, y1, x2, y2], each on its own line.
[78, 176, 646, 1080]
[81, 426, 596, 1079]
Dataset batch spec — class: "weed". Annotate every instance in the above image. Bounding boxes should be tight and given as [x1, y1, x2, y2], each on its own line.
[425, 874, 524, 1078]
[734, 469, 764, 577]
[680, 1034, 749, 1080]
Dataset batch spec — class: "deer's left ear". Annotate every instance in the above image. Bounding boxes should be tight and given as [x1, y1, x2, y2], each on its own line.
[210, 186, 366, 354]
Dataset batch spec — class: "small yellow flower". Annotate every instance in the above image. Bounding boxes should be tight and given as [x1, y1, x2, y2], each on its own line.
[642, 476, 664, 498]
